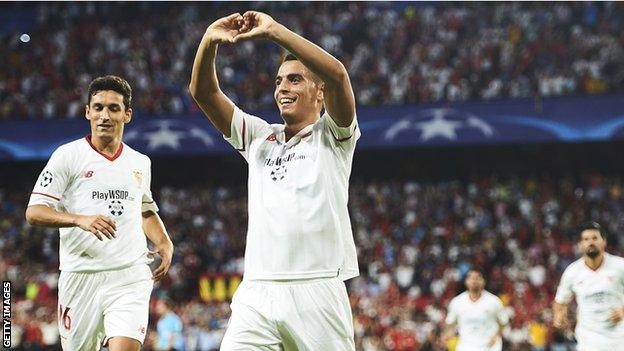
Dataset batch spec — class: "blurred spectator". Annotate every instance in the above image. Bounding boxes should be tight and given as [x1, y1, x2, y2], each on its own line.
[2, 172, 624, 349]
[154, 298, 184, 351]
[1, 2, 624, 119]
[527, 317, 548, 351]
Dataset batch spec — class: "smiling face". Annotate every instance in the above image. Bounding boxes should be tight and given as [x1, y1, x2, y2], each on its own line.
[580, 229, 606, 259]
[274, 60, 324, 124]
[85, 90, 132, 140]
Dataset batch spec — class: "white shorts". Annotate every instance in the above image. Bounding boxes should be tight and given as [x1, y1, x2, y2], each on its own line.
[220, 277, 355, 351]
[57, 264, 153, 351]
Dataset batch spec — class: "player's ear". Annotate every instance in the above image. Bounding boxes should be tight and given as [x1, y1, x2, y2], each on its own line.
[85, 105, 91, 120]
[316, 82, 324, 103]
[124, 108, 132, 124]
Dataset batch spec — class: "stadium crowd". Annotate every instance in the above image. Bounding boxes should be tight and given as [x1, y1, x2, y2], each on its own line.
[1, 1, 624, 119]
[3, 173, 623, 350]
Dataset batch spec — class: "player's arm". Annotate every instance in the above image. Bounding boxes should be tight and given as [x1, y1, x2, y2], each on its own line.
[235, 11, 356, 127]
[489, 299, 509, 346]
[189, 13, 246, 137]
[441, 322, 457, 345]
[487, 321, 505, 347]
[142, 211, 173, 281]
[553, 302, 570, 329]
[553, 268, 574, 330]
[25, 204, 116, 241]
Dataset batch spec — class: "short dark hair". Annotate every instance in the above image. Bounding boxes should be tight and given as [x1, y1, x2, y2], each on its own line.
[467, 267, 485, 279]
[280, 52, 322, 84]
[281, 52, 298, 64]
[87, 75, 132, 110]
[160, 297, 175, 310]
[578, 221, 607, 240]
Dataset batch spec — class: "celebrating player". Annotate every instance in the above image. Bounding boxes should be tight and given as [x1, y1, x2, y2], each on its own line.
[443, 268, 509, 351]
[25, 75, 174, 351]
[553, 221, 624, 350]
[190, 11, 359, 350]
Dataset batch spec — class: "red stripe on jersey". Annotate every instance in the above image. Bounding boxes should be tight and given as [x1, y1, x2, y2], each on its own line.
[31, 192, 61, 201]
[85, 135, 124, 161]
[236, 119, 246, 152]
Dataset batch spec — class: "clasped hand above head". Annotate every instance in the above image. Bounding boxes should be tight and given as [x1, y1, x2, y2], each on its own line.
[205, 11, 278, 44]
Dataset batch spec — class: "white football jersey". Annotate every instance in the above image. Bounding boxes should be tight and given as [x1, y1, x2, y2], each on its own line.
[224, 107, 360, 281]
[555, 253, 624, 350]
[28, 136, 159, 272]
[446, 291, 508, 351]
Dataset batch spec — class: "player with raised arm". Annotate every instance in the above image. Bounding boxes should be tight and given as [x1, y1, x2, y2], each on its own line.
[443, 268, 509, 351]
[553, 221, 624, 350]
[25, 75, 174, 351]
[190, 11, 359, 350]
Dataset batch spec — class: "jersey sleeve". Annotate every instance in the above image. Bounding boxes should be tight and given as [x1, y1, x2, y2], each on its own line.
[445, 298, 458, 325]
[554, 266, 575, 304]
[323, 112, 360, 152]
[495, 297, 509, 325]
[28, 147, 71, 209]
[223, 106, 270, 161]
[141, 158, 159, 213]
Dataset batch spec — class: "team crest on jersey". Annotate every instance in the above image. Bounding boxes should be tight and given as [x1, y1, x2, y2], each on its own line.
[132, 170, 143, 186]
[108, 200, 124, 216]
[39, 171, 53, 187]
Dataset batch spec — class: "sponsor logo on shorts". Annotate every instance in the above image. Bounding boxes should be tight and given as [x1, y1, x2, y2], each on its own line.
[139, 326, 146, 334]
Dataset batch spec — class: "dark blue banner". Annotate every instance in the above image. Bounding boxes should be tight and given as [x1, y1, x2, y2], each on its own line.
[2, 94, 624, 161]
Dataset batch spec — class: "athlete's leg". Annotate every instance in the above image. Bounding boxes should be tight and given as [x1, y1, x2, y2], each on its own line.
[220, 281, 282, 351]
[277, 278, 355, 351]
[107, 336, 141, 351]
[57, 271, 106, 350]
[102, 265, 153, 350]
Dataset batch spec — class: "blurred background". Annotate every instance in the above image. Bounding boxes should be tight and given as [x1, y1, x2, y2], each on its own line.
[2, 2, 624, 350]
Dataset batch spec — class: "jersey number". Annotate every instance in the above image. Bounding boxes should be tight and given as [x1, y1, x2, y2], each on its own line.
[58, 305, 72, 330]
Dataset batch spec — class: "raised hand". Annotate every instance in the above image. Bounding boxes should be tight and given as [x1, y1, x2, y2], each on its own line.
[206, 13, 245, 44]
[233, 11, 278, 42]
[75, 214, 117, 240]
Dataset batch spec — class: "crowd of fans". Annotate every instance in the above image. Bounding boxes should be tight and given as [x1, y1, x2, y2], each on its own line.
[2, 173, 624, 350]
[1, 2, 624, 119]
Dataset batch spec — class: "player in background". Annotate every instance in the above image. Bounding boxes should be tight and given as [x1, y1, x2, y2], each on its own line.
[443, 268, 509, 351]
[25, 75, 174, 351]
[553, 221, 624, 351]
[155, 298, 184, 351]
[190, 11, 359, 350]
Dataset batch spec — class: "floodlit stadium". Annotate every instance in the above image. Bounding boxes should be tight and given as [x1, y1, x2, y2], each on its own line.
[1, 2, 624, 351]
